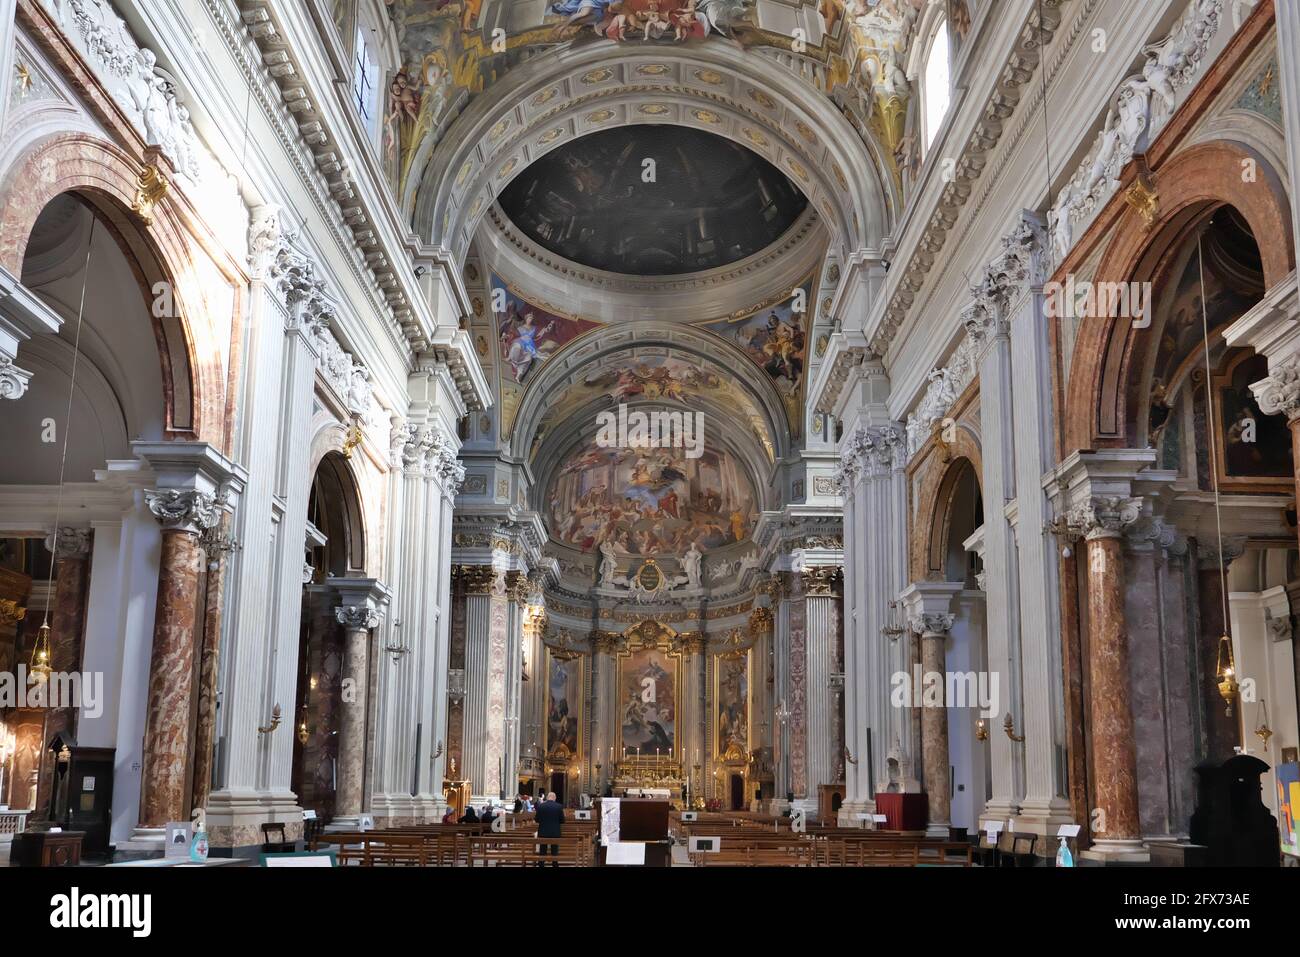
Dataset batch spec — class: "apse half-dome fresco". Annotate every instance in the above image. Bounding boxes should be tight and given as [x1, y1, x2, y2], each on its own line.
[497, 125, 808, 275]
[547, 441, 757, 557]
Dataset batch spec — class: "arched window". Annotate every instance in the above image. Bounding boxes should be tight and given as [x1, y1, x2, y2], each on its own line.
[352, 24, 380, 141]
[922, 21, 951, 151]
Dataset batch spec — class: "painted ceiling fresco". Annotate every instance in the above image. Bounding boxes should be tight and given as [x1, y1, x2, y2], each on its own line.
[384, 0, 970, 201]
[533, 353, 776, 462]
[492, 273, 603, 435]
[702, 278, 813, 432]
[546, 441, 758, 557]
[497, 125, 808, 275]
[491, 273, 817, 444]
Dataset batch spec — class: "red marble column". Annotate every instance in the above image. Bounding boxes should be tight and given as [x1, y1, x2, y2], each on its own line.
[139, 489, 217, 830]
[190, 514, 231, 812]
[1083, 527, 1143, 850]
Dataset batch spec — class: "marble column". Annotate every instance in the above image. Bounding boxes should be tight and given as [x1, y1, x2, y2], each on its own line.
[748, 605, 774, 804]
[414, 431, 462, 818]
[1003, 213, 1072, 835]
[592, 633, 620, 795]
[1195, 538, 1248, 764]
[461, 564, 510, 802]
[1076, 497, 1146, 859]
[137, 489, 219, 830]
[33, 527, 91, 814]
[901, 581, 962, 837]
[802, 565, 843, 797]
[679, 633, 705, 800]
[191, 512, 231, 812]
[331, 582, 385, 827]
[964, 291, 1024, 821]
[837, 406, 910, 814]
[204, 227, 318, 849]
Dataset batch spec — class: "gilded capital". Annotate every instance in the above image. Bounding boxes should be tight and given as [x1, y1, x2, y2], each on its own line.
[454, 564, 498, 595]
[800, 565, 841, 596]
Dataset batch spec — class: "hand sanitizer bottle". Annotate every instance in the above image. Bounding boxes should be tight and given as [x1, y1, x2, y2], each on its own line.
[1055, 836, 1074, 868]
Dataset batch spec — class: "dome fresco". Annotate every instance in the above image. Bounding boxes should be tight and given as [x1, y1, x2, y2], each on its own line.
[497, 126, 808, 275]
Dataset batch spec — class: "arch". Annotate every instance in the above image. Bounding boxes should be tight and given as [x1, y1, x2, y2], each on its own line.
[909, 424, 983, 582]
[0, 133, 235, 445]
[409, 43, 893, 265]
[306, 449, 368, 579]
[925, 457, 983, 583]
[509, 320, 795, 465]
[1063, 140, 1294, 453]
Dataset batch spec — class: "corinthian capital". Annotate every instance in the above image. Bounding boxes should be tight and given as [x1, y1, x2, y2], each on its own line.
[269, 244, 320, 311]
[145, 488, 220, 534]
[0, 355, 33, 400]
[247, 204, 284, 279]
[1068, 496, 1142, 540]
[908, 613, 955, 636]
[1252, 358, 1300, 422]
[45, 526, 92, 560]
[335, 604, 382, 631]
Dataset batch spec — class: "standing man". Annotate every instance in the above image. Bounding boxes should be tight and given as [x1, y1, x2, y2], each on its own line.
[535, 790, 565, 865]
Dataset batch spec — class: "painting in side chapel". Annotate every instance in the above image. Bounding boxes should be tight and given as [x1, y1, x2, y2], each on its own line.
[716, 654, 748, 761]
[621, 647, 676, 755]
[546, 655, 582, 759]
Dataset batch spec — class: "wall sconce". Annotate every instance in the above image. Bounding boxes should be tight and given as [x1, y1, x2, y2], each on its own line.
[881, 600, 906, 641]
[1003, 714, 1024, 743]
[258, 704, 282, 735]
[1215, 633, 1238, 716]
[975, 718, 988, 741]
[385, 619, 409, 664]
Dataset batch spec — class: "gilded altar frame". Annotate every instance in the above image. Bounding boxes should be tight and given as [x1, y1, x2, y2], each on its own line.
[544, 648, 584, 771]
[713, 646, 752, 804]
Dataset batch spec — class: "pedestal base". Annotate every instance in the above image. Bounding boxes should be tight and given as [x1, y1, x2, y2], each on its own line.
[203, 788, 304, 851]
[116, 827, 166, 853]
[1080, 839, 1150, 864]
[838, 798, 876, 827]
[1013, 799, 1077, 856]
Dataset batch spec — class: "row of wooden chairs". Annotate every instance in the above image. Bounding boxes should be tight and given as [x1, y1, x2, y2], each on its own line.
[310, 823, 599, 867]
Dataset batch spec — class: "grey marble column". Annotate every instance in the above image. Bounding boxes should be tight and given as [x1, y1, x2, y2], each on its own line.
[331, 590, 384, 826]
